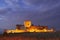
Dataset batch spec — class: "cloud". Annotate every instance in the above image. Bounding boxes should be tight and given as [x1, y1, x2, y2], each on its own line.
[5, 0, 19, 6]
[0, 0, 60, 30]
[0, 15, 9, 22]
[22, 0, 60, 6]
[0, 0, 20, 9]
[0, 0, 20, 15]
[0, 0, 59, 14]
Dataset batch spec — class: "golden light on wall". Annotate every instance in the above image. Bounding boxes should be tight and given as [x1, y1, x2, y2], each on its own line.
[6, 29, 26, 33]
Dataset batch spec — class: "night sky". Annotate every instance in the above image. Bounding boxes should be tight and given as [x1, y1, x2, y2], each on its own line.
[0, 0, 60, 32]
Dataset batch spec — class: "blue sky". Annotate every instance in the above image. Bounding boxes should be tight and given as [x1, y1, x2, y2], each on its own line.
[0, 0, 60, 32]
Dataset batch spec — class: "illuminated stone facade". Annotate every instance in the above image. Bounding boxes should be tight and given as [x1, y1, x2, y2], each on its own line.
[4, 20, 54, 33]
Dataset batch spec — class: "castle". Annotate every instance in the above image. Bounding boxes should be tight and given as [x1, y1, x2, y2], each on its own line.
[4, 20, 54, 33]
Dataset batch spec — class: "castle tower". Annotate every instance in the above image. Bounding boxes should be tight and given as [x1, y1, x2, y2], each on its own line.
[24, 20, 32, 28]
